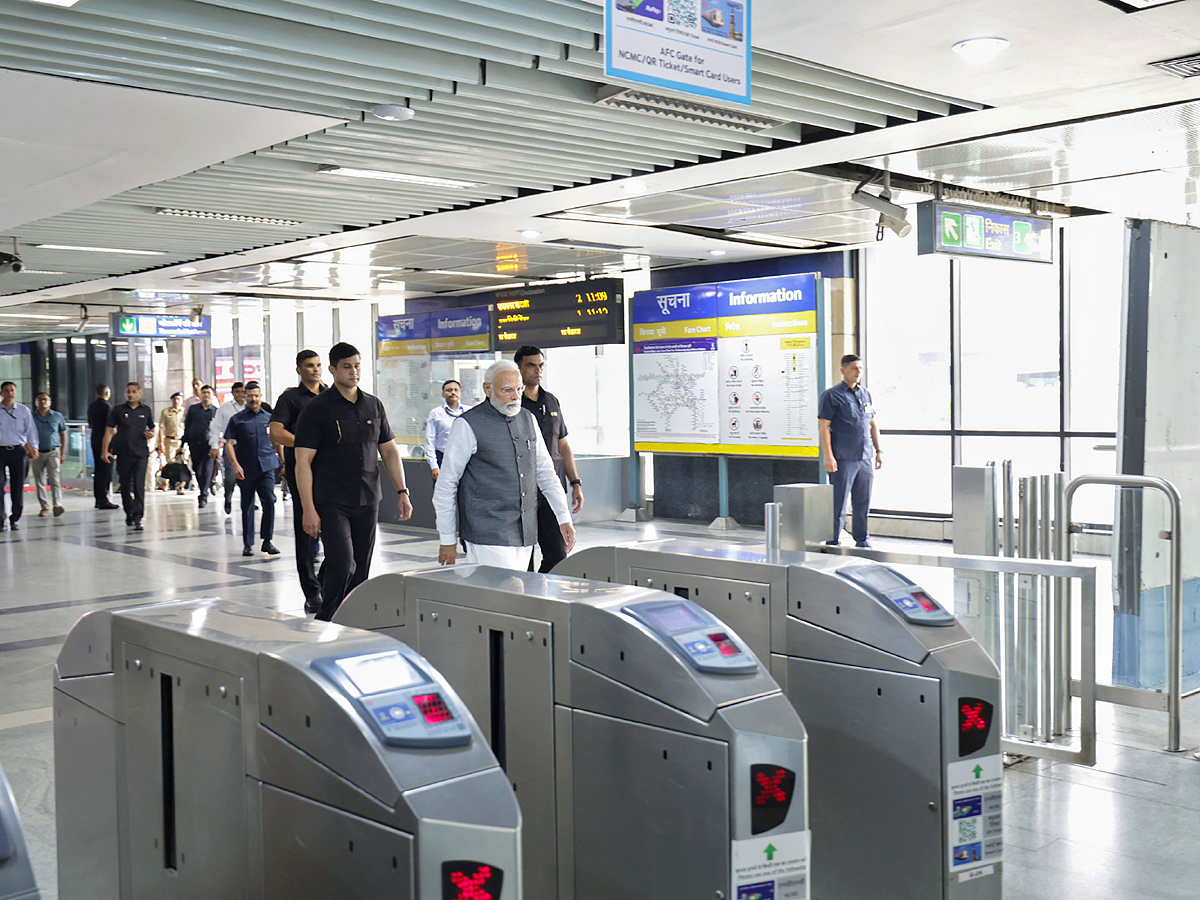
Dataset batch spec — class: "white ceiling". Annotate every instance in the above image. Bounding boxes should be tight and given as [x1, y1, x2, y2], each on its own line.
[0, 68, 334, 232]
[5, 0, 1200, 319]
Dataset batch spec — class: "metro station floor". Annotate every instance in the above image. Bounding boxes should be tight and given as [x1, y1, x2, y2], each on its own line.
[3, 487, 1199, 899]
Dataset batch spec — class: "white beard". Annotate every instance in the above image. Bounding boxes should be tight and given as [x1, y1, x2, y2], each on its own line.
[490, 395, 521, 417]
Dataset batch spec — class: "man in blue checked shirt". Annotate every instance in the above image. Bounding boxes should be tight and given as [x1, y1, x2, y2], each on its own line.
[225, 381, 282, 558]
[0, 381, 38, 531]
[817, 354, 883, 548]
[31, 392, 67, 518]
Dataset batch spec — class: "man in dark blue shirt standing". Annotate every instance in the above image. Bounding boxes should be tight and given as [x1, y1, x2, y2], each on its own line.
[817, 354, 882, 548]
[225, 381, 281, 558]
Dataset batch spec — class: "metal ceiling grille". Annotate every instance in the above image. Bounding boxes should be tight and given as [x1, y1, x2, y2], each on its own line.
[0, 0, 981, 298]
[558, 170, 931, 247]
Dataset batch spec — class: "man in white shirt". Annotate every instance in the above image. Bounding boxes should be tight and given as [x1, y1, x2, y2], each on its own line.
[0, 381, 38, 531]
[209, 381, 246, 515]
[424, 379, 465, 480]
[433, 361, 573, 570]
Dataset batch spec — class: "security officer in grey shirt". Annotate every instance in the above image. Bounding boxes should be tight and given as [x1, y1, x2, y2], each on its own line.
[817, 354, 882, 548]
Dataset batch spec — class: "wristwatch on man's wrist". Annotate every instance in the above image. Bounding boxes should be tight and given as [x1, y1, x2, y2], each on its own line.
[397, 488, 409, 495]
[569, 479, 582, 487]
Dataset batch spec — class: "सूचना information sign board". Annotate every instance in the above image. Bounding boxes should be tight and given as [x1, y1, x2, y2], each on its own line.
[631, 273, 819, 457]
[605, 0, 751, 106]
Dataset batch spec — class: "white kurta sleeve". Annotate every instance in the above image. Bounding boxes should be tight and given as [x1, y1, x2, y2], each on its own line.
[533, 423, 572, 525]
[432, 417, 477, 545]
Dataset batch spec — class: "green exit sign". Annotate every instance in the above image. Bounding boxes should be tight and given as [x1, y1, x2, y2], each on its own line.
[917, 201, 1053, 264]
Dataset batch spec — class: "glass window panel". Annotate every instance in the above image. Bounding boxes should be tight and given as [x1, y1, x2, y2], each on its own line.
[337, 302, 375, 393]
[959, 435, 1061, 478]
[540, 344, 630, 456]
[864, 237, 951, 428]
[958, 256, 1060, 431]
[303, 306, 334, 357]
[870, 434, 951, 514]
[1068, 437, 1118, 526]
[1066, 216, 1123, 433]
[268, 303, 298, 403]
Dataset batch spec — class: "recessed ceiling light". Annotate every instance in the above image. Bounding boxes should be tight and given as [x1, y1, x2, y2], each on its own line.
[36, 244, 165, 255]
[708, 249, 728, 257]
[370, 104, 416, 122]
[179, 266, 198, 274]
[17, 0, 82, 6]
[518, 229, 542, 239]
[951, 37, 1009, 63]
[156, 208, 303, 226]
[317, 165, 482, 189]
[621, 181, 649, 195]
[17, 269, 68, 276]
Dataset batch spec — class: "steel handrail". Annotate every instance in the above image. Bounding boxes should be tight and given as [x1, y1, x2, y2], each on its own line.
[1064, 474, 1185, 752]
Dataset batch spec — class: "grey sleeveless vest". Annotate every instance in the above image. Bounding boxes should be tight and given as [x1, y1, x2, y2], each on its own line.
[457, 400, 540, 547]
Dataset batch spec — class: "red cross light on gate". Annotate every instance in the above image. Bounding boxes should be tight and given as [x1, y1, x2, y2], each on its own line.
[441, 861, 504, 900]
[957, 697, 994, 757]
[749, 764, 795, 835]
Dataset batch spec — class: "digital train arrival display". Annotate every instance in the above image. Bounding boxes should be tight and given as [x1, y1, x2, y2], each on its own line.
[492, 278, 624, 350]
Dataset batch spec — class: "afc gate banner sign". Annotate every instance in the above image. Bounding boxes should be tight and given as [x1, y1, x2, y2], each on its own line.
[605, 0, 751, 105]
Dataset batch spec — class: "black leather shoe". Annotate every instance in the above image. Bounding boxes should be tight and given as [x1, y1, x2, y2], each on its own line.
[224, 496, 232, 515]
[7, 518, 16, 531]
[262, 541, 281, 556]
[303, 595, 322, 615]
[242, 546, 254, 557]
[133, 520, 143, 532]
[96, 502, 120, 510]
[126, 515, 134, 526]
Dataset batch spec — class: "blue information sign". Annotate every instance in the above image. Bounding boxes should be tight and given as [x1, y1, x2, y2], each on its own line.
[109, 313, 211, 339]
[917, 201, 1054, 264]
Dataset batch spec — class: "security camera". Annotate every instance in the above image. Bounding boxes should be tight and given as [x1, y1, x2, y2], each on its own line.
[0, 252, 21, 274]
[853, 188, 912, 240]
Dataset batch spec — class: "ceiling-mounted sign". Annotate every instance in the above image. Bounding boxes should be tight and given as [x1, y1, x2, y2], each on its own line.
[430, 305, 491, 353]
[109, 313, 211, 339]
[917, 201, 1054, 264]
[605, 0, 751, 106]
[492, 278, 624, 350]
[377, 312, 430, 357]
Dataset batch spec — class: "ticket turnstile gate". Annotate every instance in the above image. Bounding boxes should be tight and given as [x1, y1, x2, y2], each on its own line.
[335, 565, 810, 900]
[53, 599, 520, 900]
[556, 542, 1003, 900]
[0, 763, 39, 900]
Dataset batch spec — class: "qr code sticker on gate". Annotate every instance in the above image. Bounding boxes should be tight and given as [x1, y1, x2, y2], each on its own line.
[667, 0, 697, 28]
[957, 819, 979, 842]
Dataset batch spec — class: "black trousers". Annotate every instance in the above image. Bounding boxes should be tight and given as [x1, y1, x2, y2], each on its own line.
[115, 454, 148, 521]
[286, 475, 322, 603]
[0, 445, 27, 523]
[92, 441, 113, 505]
[222, 450, 237, 505]
[239, 469, 276, 547]
[529, 490, 569, 573]
[314, 502, 377, 622]
[189, 442, 213, 503]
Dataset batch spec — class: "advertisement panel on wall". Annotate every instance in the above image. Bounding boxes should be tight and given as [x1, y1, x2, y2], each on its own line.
[632, 274, 819, 456]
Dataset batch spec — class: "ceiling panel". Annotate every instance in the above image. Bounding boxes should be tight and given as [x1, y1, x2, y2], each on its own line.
[0, 0, 978, 299]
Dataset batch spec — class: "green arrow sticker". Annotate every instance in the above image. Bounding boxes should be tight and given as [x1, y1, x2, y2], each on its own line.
[120, 316, 136, 334]
[973, 764, 983, 779]
[1013, 221, 1033, 254]
[941, 212, 962, 247]
[764, 843, 777, 861]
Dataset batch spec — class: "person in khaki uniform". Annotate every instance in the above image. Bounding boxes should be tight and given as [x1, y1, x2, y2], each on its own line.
[156, 392, 184, 491]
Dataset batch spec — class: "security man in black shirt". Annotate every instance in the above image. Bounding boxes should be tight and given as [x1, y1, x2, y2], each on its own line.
[294, 342, 413, 621]
[270, 349, 326, 613]
[515, 345, 584, 572]
[100, 381, 156, 531]
[87, 383, 118, 510]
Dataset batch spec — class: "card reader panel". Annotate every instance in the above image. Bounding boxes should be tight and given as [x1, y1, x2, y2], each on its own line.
[312, 649, 471, 748]
[837, 565, 956, 627]
[622, 599, 759, 675]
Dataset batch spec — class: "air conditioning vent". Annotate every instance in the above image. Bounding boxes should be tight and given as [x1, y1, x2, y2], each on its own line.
[1150, 53, 1200, 78]
[594, 86, 787, 133]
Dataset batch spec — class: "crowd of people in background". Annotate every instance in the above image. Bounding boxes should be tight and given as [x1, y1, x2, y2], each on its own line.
[1, 342, 581, 620]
